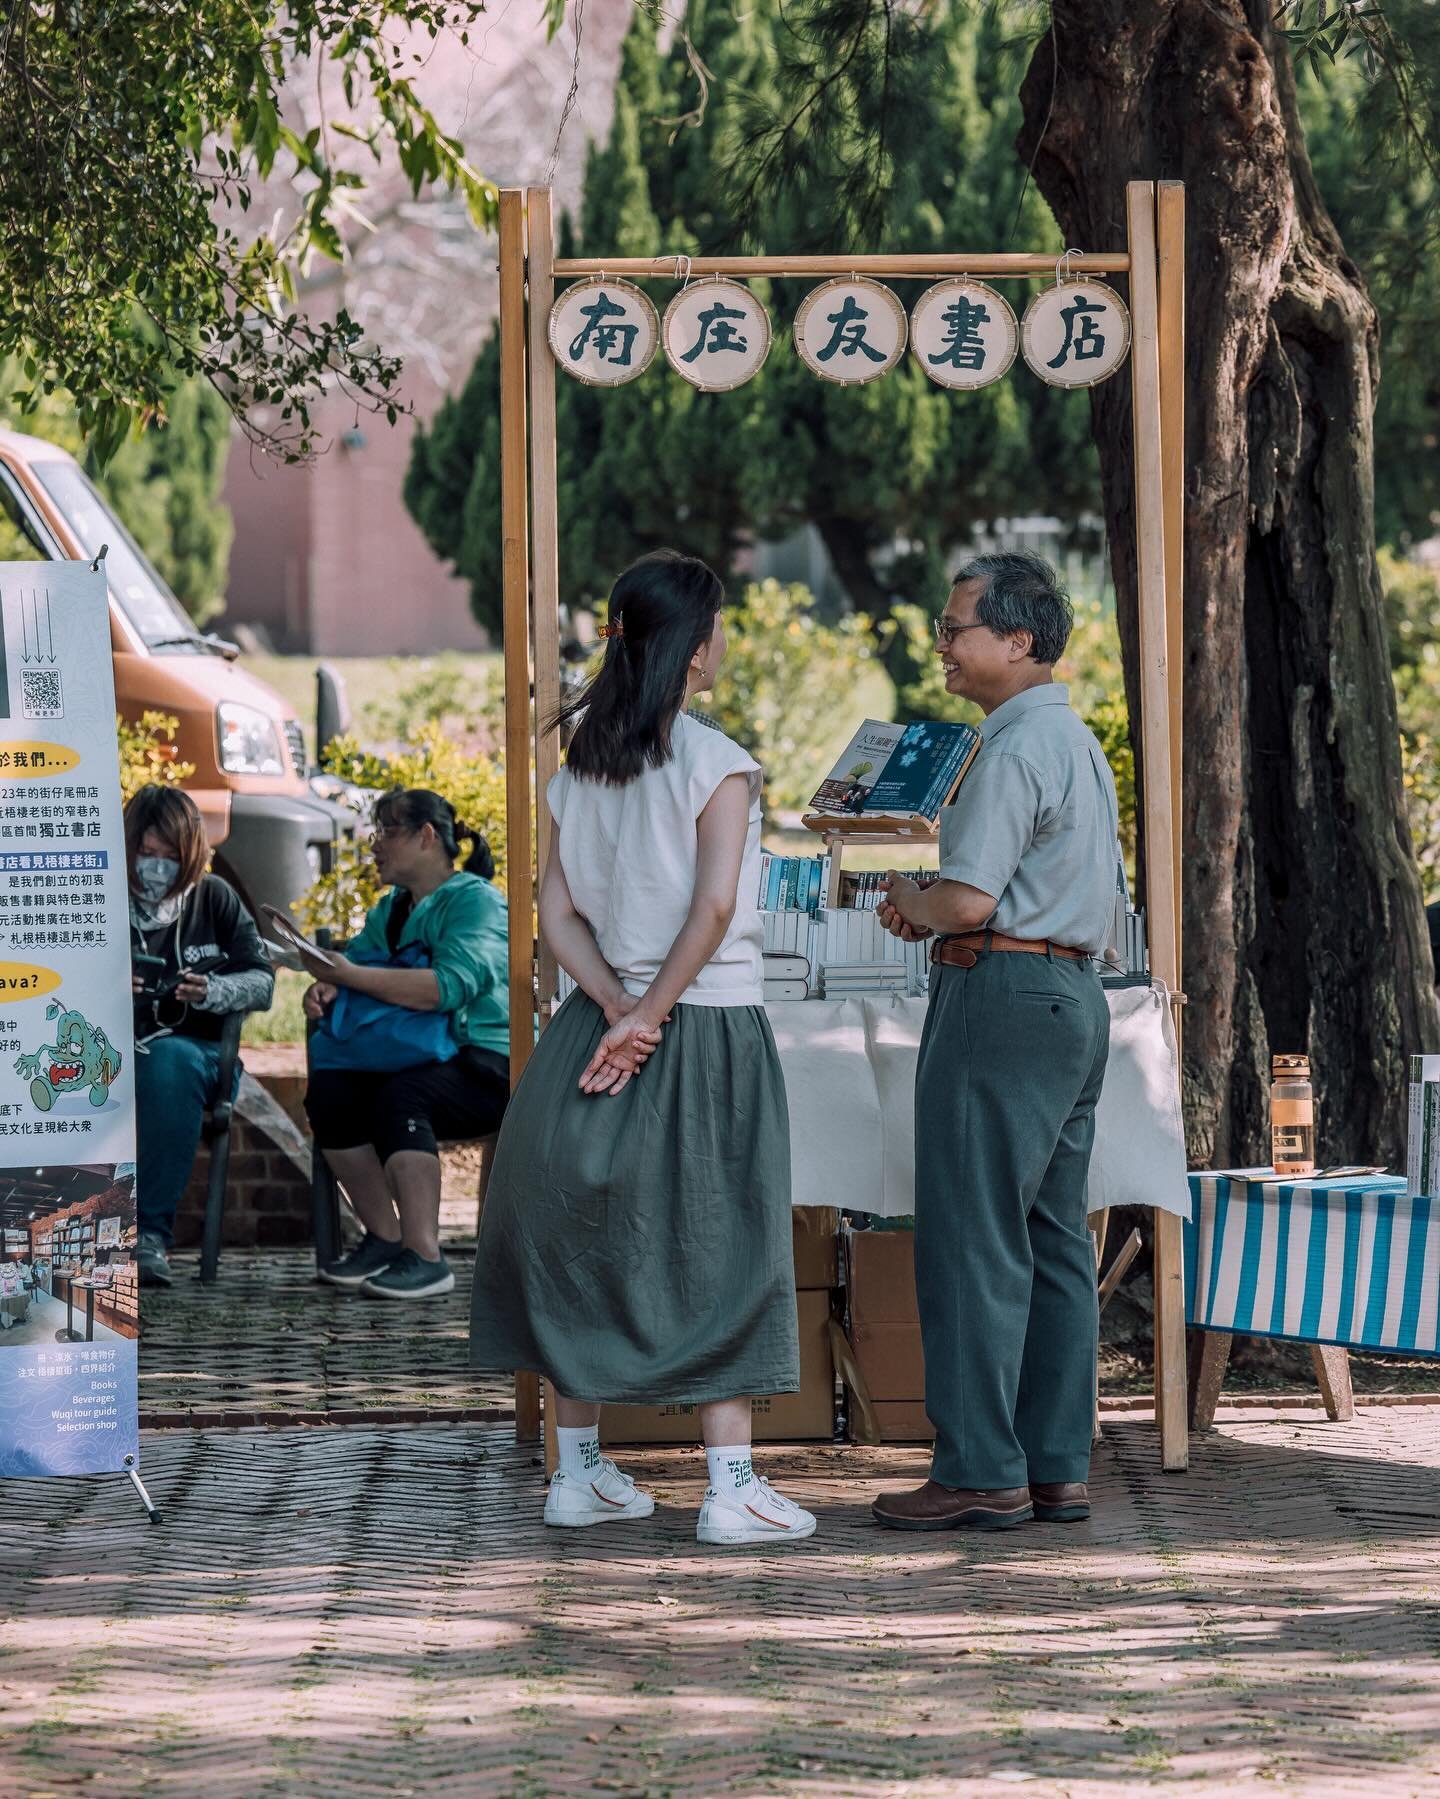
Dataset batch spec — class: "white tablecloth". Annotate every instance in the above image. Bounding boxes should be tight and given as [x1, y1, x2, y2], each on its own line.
[765, 983, 1190, 1219]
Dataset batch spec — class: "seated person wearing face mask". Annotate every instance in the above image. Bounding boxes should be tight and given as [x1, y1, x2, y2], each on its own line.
[127, 784, 275, 1287]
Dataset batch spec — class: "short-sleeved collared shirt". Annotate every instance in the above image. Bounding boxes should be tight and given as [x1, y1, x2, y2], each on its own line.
[937, 683, 1120, 955]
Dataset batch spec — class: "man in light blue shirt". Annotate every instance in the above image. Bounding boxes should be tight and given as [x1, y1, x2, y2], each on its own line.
[871, 551, 1118, 1533]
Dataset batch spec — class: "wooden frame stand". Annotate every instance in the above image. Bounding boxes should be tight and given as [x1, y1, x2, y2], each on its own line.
[498, 180, 1190, 1471]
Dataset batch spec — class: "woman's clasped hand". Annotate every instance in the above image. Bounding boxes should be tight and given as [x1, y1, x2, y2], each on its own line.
[578, 1004, 666, 1096]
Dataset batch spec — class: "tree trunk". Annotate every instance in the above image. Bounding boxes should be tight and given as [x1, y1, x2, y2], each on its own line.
[1017, 0, 1438, 1167]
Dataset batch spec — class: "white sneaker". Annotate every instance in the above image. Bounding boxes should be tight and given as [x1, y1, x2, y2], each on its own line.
[696, 1476, 817, 1546]
[543, 1460, 656, 1528]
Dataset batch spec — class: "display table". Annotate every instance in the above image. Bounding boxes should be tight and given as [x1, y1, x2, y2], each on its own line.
[1183, 1170, 1434, 1426]
[765, 981, 1190, 1219]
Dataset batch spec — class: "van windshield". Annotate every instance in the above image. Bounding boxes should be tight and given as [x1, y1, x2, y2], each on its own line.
[30, 462, 202, 650]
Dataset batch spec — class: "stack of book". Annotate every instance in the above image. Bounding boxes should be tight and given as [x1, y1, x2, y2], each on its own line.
[757, 852, 831, 913]
[840, 868, 936, 910]
[821, 961, 911, 999]
[763, 952, 811, 1003]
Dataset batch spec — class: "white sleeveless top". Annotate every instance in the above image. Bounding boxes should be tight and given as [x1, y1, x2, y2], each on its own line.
[547, 713, 764, 1007]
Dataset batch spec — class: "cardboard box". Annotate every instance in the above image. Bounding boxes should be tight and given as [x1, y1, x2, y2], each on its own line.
[850, 1319, 926, 1401]
[792, 1206, 840, 1289]
[869, 1401, 935, 1443]
[845, 1225, 919, 1323]
[842, 1226, 928, 1429]
[603, 1290, 835, 1445]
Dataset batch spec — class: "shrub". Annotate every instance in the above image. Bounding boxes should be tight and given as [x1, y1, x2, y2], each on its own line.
[293, 723, 507, 937]
[695, 579, 877, 813]
[117, 711, 194, 804]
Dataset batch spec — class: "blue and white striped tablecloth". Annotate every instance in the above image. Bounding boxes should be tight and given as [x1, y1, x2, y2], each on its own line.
[1184, 1171, 1440, 1358]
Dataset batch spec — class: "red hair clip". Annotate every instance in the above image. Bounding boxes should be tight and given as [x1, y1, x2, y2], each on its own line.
[598, 620, 624, 640]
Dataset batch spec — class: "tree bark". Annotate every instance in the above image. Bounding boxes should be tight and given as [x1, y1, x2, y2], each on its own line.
[1017, 0, 1438, 1167]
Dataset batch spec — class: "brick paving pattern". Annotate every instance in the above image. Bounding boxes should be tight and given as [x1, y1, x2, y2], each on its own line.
[4, 1412, 1440, 1795]
[138, 1247, 514, 1423]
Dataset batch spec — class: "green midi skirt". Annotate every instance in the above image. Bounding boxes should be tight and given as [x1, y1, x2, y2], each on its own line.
[468, 992, 798, 1403]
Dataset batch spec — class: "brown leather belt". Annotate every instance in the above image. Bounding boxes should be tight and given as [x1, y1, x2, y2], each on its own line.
[932, 930, 1089, 969]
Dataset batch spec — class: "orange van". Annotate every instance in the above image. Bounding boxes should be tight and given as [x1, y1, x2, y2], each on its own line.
[0, 425, 355, 931]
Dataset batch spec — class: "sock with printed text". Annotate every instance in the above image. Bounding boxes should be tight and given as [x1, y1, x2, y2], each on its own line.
[706, 1444, 756, 1498]
[556, 1424, 602, 1483]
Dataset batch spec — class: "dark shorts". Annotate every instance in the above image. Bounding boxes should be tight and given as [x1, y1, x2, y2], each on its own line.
[305, 1046, 509, 1164]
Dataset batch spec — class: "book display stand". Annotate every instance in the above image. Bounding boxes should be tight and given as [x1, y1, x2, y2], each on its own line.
[497, 181, 1189, 1471]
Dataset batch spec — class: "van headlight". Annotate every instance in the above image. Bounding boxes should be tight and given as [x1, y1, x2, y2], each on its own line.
[218, 703, 285, 775]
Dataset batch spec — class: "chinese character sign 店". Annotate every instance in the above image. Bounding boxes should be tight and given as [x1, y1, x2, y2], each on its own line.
[0, 562, 140, 1479]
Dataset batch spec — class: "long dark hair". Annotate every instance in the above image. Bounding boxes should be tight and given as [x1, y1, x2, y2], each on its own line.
[555, 549, 723, 785]
[373, 788, 494, 878]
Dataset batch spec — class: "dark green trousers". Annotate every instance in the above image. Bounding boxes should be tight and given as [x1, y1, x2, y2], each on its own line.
[914, 947, 1110, 1489]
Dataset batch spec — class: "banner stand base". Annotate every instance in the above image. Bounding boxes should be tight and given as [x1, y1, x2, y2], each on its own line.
[124, 1454, 162, 1525]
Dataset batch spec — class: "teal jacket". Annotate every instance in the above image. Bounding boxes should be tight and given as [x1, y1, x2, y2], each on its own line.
[349, 872, 509, 1058]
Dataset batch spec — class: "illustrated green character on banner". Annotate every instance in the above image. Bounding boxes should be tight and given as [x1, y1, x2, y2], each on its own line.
[15, 1003, 122, 1111]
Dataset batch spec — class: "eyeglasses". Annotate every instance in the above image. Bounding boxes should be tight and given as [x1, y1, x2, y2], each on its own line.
[370, 823, 416, 844]
[933, 618, 990, 647]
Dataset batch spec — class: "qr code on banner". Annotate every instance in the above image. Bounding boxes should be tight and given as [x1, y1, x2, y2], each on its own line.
[21, 668, 63, 719]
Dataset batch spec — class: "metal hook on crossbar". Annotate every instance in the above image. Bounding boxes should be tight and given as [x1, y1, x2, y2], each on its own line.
[90, 543, 109, 574]
[1055, 246, 1084, 287]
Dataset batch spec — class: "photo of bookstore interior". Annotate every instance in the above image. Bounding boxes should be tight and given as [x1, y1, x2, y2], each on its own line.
[0, 1165, 139, 1348]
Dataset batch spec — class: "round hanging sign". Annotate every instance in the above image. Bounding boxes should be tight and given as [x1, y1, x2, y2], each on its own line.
[662, 279, 771, 391]
[1021, 280, 1131, 388]
[909, 279, 1018, 390]
[548, 277, 659, 386]
[793, 278, 907, 385]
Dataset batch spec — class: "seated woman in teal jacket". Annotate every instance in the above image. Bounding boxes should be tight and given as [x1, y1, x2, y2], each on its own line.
[300, 788, 509, 1301]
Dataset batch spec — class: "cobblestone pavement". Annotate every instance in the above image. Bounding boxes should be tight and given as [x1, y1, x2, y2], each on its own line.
[4, 1411, 1440, 1796]
[138, 1246, 514, 1423]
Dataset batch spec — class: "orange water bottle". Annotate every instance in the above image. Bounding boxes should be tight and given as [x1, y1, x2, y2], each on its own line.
[1271, 1054, 1316, 1178]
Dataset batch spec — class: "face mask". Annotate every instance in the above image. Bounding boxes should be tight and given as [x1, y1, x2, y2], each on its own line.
[135, 856, 180, 904]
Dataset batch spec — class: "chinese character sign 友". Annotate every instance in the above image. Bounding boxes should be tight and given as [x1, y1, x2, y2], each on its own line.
[793, 278, 907, 384]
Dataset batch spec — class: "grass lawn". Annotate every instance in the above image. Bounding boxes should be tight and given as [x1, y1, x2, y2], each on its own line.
[241, 651, 502, 760]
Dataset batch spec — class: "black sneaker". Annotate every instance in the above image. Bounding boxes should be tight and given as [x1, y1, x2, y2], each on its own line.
[319, 1231, 404, 1290]
[360, 1248, 455, 1300]
[137, 1231, 173, 1288]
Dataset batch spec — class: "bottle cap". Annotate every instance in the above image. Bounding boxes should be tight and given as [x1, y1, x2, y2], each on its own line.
[1272, 1053, 1310, 1077]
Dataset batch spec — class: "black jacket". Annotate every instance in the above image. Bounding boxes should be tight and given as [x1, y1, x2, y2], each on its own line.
[131, 874, 272, 1044]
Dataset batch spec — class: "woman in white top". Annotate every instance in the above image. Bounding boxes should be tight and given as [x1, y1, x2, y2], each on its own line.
[470, 550, 813, 1546]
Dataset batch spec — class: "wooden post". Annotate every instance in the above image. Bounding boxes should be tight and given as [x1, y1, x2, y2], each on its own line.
[499, 188, 542, 1447]
[528, 188, 562, 1011]
[1157, 181, 1185, 980]
[1126, 179, 1189, 1473]
[1156, 180, 1190, 1472]
[526, 188, 564, 1471]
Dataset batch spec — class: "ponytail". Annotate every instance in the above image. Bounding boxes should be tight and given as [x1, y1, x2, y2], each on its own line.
[456, 822, 495, 879]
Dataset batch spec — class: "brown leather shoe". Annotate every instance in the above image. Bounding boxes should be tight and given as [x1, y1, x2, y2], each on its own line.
[1031, 1481, 1090, 1522]
[871, 1480, 1033, 1532]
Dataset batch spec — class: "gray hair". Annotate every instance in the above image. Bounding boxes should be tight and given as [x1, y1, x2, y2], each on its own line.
[952, 551, 1073, 666]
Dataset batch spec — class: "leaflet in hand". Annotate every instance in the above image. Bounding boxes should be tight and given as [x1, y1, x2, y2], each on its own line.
[262, 905, 335, 968]
[808, 718, 982, 822]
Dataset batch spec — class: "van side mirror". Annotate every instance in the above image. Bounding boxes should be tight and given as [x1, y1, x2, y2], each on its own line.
[315, 664, 351, 765]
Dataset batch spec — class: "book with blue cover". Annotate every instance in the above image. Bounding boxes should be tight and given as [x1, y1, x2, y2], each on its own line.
[809, 718, 982, 822]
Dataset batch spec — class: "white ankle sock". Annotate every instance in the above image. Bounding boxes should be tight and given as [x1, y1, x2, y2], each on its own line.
[706, 1444, 756, 1498]
[556, 1424, 602, 1482]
